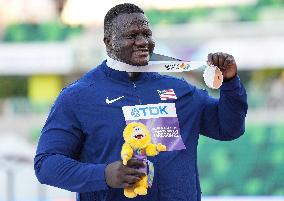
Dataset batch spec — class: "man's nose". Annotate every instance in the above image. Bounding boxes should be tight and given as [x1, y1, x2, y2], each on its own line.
[135, 35, 148, 46]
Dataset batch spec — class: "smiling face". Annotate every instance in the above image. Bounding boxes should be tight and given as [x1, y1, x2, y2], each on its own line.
[132, 126, 145, 139]
[123, 122, 151, 149]
[104, 13, 155, 66]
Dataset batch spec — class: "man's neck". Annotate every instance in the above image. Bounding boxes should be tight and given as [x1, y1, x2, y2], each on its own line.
[106, 55, 142, 81]
[128, 72, 141, 81]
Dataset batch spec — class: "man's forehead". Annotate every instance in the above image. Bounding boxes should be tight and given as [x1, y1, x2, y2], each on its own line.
[112, 13, 149, 30]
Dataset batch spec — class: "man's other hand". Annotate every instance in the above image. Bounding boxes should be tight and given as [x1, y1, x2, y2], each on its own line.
[105, 159, 145, 188]
[207, 52, 237, 81]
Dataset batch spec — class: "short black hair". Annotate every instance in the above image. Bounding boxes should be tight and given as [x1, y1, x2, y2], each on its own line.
[104, 3, 144, 37]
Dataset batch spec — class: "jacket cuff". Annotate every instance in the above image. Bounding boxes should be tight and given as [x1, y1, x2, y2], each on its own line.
[220, 75, 241, 91]
[89, 164, 110, 190]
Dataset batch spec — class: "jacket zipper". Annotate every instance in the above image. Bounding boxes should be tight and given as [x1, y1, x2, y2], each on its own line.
[133, 82, 142, 105]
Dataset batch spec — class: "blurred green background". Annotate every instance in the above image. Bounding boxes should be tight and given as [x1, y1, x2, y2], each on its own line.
[198, 123, 284, 195]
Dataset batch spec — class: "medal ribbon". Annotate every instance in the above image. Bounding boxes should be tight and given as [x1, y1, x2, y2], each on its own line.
[106, 53, 223, 89]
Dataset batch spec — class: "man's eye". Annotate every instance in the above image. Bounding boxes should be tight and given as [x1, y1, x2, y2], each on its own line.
[145, 33, 152, 38]
[127, 34, 137, 39]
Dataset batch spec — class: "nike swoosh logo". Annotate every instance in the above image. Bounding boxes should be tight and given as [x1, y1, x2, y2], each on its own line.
[106, 96, 124, 104]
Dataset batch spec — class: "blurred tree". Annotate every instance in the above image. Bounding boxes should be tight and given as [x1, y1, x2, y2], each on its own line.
[251, 68, 282, 87]
[258, 0, 284, 6]
[146, 8, 210, 25]
[3, 20, 82, 42]
[3, 23, 40, 42]
[236, 6, 258, 21]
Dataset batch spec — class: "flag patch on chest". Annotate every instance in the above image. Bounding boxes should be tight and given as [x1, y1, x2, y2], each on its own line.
[157, 89, 177, 100]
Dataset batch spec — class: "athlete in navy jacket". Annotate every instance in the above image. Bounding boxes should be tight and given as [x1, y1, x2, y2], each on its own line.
[34, 3, 247, 201]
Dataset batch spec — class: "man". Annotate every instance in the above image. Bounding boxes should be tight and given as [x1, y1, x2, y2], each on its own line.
[34, 3, 247, 201]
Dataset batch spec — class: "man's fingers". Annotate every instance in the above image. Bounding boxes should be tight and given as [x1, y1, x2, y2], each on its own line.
[223, 54, 235, 69]
[124, 166, 146, 177]
[127, 159, 146, 168]
[123, 175, 141, 185]
[206, 52, 237, 80]
[208, 52, 234, 69]
[122, 183, 130, 188]
[207, 53, 213, 65]
[122, 182, 134, 188]
[212, 53, 219, 67]
[217, 52, 228, 69]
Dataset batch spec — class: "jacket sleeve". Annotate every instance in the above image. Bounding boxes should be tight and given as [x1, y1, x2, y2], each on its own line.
[34, 89, 109, 192]
[199, 75, 248, 141]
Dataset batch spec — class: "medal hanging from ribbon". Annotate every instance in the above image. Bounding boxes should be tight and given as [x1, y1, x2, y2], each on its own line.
[107, 53, 223, 89]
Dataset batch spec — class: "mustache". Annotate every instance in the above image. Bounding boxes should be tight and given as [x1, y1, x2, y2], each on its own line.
[133, 48, 149, 51]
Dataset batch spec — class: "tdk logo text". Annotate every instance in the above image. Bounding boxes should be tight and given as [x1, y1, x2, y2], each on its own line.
[131, 106, 168, 117]
[123, 103, 177, 120]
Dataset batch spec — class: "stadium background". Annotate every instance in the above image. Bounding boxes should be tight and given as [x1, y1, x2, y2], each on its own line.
[0, 0, 283, 201]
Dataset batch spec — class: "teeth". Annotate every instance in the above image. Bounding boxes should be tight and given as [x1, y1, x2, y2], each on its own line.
[135, 50, 148, 52]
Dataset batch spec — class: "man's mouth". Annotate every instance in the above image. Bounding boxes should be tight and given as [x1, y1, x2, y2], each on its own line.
[131, 49, 151, 65]
[134, 49, 149, 55]
[134, 48, 148, 52]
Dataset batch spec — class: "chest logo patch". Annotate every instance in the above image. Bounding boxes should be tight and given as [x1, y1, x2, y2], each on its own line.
[106, 96, 124, 104]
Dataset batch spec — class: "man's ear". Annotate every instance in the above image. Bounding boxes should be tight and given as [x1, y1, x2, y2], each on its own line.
[103, 37, 112, 48]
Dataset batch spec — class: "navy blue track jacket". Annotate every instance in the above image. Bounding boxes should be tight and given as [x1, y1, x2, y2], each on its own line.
[34, 60, 248, 201]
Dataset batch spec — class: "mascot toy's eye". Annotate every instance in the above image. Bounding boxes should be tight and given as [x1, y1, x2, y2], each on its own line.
[134, 127, 142, 132]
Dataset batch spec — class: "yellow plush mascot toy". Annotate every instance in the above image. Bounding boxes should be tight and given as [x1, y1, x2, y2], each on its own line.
[121, 122, 166, 198]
